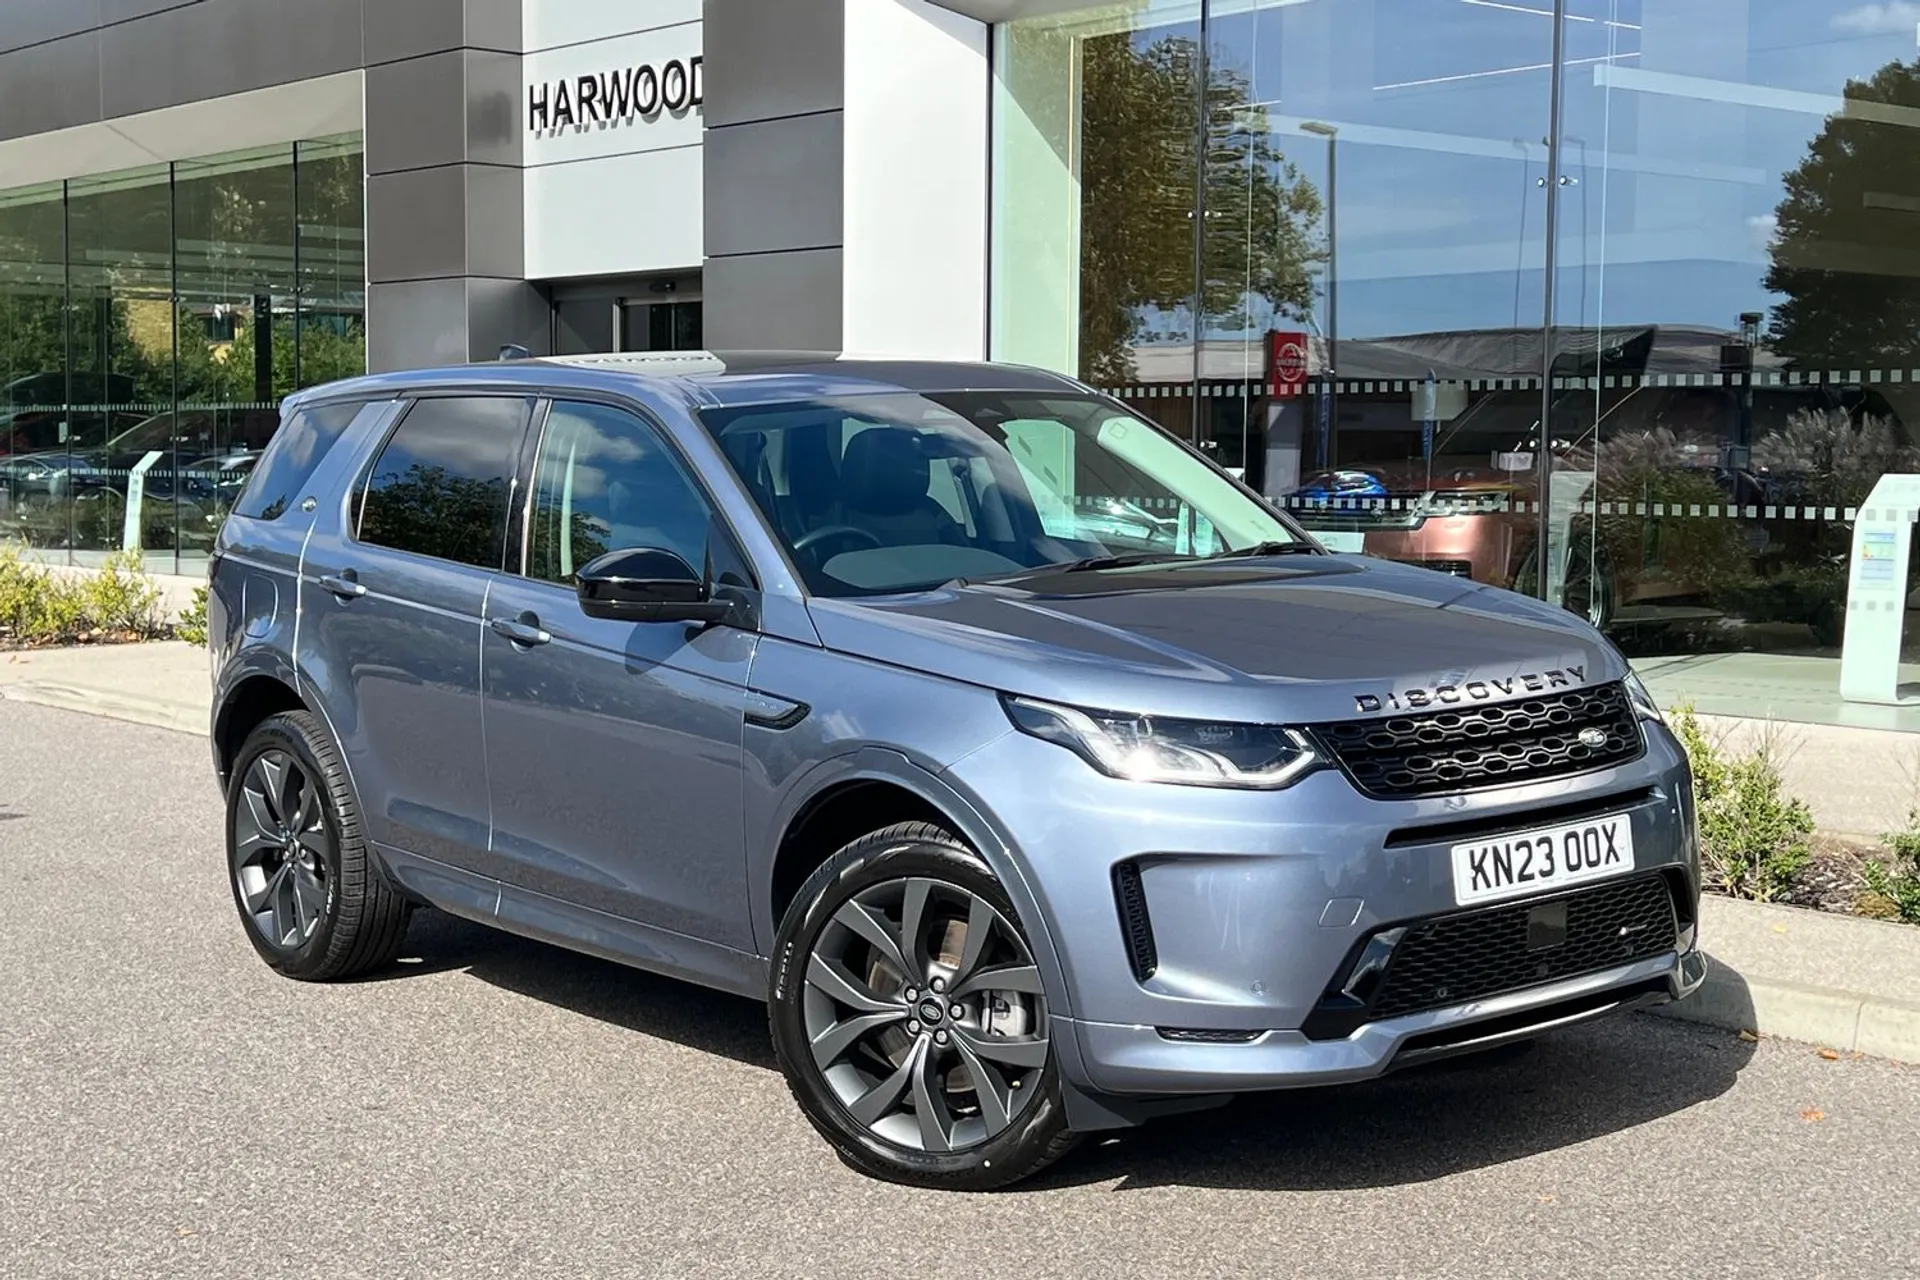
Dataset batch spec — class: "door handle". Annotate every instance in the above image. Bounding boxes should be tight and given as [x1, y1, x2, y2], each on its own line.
[318, 571, 366, 600]
[489, 613, 551, 647]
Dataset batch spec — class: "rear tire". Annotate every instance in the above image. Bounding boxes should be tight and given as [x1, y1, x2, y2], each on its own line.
[225, 711, 411, 981]
[769, 822, 1078, 1190]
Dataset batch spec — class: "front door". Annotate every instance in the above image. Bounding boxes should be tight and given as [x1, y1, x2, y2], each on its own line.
[297, 393, 534, 877]
[480, 398, 758, 950]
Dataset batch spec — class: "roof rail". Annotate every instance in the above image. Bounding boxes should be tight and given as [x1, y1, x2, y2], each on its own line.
[536, 351, 729, 376]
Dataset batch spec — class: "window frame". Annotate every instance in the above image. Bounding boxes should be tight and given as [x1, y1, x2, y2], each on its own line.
[344, 391, 540, 574]
[505, 391, 762, 597]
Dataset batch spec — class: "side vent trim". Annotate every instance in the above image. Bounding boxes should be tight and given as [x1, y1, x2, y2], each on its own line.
[1112, 860, 1159, 983]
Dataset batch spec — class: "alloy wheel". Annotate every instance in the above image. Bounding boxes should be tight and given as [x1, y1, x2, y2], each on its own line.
[802, 876, 1050, 1154]
[231, 749, 333, 951]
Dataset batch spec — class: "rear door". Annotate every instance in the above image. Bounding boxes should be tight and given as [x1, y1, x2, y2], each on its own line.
[297, 393, 534, 878]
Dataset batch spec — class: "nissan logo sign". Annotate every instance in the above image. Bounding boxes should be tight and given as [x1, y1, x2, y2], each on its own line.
[527, 56, 703, 134]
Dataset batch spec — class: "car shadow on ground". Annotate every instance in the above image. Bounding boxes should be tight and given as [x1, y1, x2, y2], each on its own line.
[394, 908, 1757, 1193]
[396, 906, 778, 1070]
[1037, 1013, 1756, 1192]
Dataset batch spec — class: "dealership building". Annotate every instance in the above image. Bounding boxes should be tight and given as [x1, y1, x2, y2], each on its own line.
[3, 0, 1919, 721]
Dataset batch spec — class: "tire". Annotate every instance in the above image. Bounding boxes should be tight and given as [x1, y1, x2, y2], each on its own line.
[768, 821, 1078, 1190]
[225, 710, 411, 981]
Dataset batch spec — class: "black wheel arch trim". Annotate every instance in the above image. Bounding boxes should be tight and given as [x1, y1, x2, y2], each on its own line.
[751, 746, 1074, 1023]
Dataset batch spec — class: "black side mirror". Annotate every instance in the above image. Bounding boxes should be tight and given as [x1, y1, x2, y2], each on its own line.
[576, 547, 731, 625]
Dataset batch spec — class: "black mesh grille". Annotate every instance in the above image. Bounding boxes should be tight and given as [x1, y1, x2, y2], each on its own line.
[1366, 874, 1678, 1021]
[1112, 861, 1158, 981]
[1315, 682, 1643, 799]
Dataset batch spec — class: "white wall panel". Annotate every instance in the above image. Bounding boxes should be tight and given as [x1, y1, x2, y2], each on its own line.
[526, 145, 702, 280]
[842, 0, 989, 360]
[521, 1, 703, 279]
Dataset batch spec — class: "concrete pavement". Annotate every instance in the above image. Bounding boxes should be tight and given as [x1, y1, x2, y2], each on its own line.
[2, 701, 1915, 1278]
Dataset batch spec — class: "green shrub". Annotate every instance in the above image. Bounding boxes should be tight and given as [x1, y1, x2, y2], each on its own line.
[176, 585, 210, 647]
[0, 546, 169, 645]
[1865, 817, 1920, 923]
[81, 550, 166, 637]
[1672, 703, 1814, 902]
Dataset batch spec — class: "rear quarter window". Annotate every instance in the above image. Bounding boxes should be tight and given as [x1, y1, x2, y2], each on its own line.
[233, 400, 370, 521]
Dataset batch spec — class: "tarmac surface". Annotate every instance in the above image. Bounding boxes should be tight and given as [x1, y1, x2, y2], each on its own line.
[2, 699, 1917, 1279]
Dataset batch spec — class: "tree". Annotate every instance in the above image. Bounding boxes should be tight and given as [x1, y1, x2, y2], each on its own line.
[1765, 58, 1920, 370]
[1077, 32, 1324, 385]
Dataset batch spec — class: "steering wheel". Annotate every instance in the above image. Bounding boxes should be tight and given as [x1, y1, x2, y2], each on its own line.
[792, 524, 883, 558]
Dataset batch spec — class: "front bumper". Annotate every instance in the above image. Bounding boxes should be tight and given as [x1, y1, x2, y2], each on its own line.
[938, 712, 1702, 1099]
[1058, 945, 1706, 1097]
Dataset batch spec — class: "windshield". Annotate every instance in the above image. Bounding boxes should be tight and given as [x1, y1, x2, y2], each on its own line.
[698, 390, 1306, 597]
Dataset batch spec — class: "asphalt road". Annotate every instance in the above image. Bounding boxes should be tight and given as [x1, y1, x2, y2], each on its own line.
[2, 700, 1916, 1280]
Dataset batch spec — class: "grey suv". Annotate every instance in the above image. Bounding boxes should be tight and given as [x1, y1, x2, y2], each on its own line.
[208, 353, 1705, 1189]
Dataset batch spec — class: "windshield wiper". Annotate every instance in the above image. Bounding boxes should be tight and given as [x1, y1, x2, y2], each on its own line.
[1056, 551, 1198, 573]
[960, 551, 1196, 587]
[1205, 541, 1324, 561]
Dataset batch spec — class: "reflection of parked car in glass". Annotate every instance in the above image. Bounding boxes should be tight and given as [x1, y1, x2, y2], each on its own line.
[1287, 381, 1906, 641]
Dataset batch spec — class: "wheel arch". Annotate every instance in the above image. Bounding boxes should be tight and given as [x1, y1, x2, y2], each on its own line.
[754, 748, 1073, 1018]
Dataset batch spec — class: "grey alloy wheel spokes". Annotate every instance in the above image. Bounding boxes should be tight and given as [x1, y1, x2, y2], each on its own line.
[802, 875, 1050, 1154]
[232, 748, 332, 951]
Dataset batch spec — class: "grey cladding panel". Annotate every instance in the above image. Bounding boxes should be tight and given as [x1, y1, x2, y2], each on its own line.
[100, 0, 361, 119]
[464, 163, 524, 279]
[0, 36, 103, 142]
[703, 0, 843, 128]
[365, 0, 520, 64]
[367, 166, 471, 284]
[100, 0, 201, 24]
[704, 112, 843, 257]
[363, 0, 466, 65]
[0, 0, 103, 55]
[366, 51, 470, 175]
[704, 249, 843, 352]
[367, 278, 474, 372]
[466, 49, 522, 168]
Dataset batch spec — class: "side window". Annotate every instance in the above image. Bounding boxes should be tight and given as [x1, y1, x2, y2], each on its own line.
[233, 400, 369, 521]
[525, 400, 718, 585]
[356, 396, 531, 569]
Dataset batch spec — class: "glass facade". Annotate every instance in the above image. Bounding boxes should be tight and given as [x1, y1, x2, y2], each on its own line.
[0, 136, 366, 576]
[992, 1, 1920, 669]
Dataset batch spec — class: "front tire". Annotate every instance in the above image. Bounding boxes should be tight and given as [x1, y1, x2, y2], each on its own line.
[225, 711, 411, 981]
[768, 822, 1077, 1190]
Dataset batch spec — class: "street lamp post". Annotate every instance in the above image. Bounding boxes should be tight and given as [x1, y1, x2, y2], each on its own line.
[1301, 121, 1338, 471]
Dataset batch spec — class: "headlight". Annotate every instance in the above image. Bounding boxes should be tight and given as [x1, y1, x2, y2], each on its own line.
[1623, 670, 1664, 724]
[1002, 695, 1320, 789]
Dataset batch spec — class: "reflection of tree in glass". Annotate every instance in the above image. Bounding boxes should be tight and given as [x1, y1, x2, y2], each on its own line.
[1079, 34, 1324, 385]
[1766, 59, 1920, 370]
[362, 464, 507, 567]
[1754, 409, 1919, 506]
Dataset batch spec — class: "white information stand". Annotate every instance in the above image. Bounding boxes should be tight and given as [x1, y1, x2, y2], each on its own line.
[1838, 472, 1920, 706]
[122, 450, 165, 553]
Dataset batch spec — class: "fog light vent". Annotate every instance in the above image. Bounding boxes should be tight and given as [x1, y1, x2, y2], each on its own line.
[1112, 861, 1159, 982]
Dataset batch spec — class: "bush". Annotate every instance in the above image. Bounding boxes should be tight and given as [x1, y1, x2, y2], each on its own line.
[176, 585, 210, 647]
[0, 547, 170, 646]
[1672, 703, 1814, 902]
[1865, 817, 1920, 924]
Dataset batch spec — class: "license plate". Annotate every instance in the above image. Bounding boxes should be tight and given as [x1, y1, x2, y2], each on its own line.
[1451, 813, 1635, 907]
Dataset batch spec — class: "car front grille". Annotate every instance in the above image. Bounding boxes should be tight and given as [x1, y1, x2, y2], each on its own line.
[1366, 874, 1678, 1021]
[1313, 682, 1644, 800]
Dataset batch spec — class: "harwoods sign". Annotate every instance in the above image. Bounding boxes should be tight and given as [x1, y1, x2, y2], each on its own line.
[528, 55, 704, 134]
